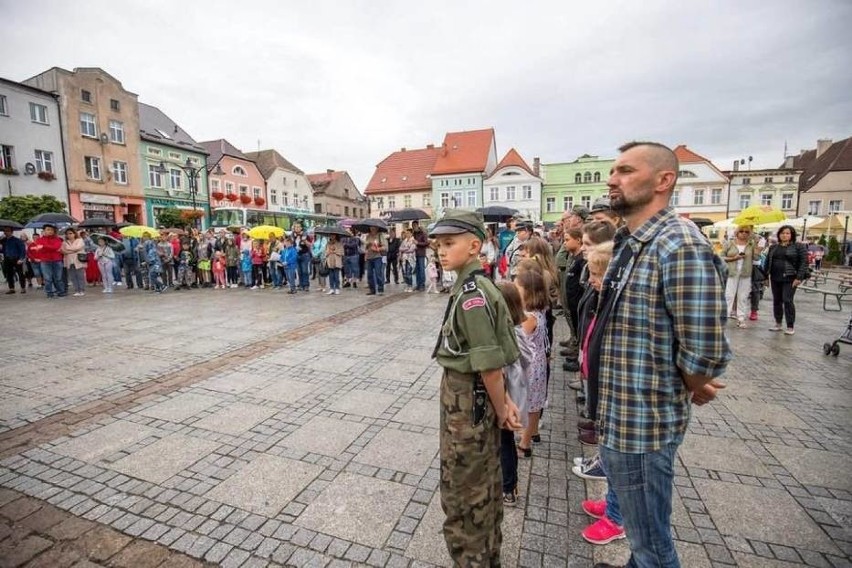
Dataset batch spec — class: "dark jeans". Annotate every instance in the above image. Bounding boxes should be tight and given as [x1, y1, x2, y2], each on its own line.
[124, 259, 143, 288]
[297, 254, 311, 290]
[385, 256, 399, 283]
[415, 255, 426, 290]
[367, 257, 384, 293]
[227, 265, 238, 285]
[770, 279, 797, 327]
[500, 428, 518, 494]
[750, 268, 765, 311]
[40, 260, 66, 297]
[252, 264, 265, 287]
[2, 257, 25, 290]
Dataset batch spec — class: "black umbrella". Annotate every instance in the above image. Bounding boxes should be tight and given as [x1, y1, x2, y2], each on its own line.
[314, 225, 350, 237]
[352, 218, 388, 233]
[385, 208, 430, 223]
[89, 232, 126, 253]
[476, 206, 519, 223]
[78, 217, 117, 229]
[0, 219, 24, 230]
[26, 212, 78, 229]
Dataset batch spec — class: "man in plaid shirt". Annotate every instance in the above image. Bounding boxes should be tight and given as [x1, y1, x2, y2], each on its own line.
[590, 142, 732, 568]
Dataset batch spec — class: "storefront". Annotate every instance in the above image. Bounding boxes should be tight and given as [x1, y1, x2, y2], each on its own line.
[146, 197, 208, 229]
[70, 192, 146, 225]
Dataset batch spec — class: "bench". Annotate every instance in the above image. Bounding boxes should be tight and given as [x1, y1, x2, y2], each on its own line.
[798, 285, 852, 311]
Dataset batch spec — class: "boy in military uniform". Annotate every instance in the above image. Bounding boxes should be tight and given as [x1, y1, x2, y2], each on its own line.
[430, 210, 522, 567]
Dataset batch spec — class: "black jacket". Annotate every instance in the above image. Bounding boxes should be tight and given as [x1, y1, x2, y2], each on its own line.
[765, 242, 808, 281]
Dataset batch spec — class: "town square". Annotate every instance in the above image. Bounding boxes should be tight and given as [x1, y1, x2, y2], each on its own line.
[1, 1, 852, 567]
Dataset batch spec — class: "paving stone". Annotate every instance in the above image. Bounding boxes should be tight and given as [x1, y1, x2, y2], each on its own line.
[73, 525, 133, 562]
[206, 454, 323, 517]
[107, 434, 220, 484]
[722, 400, 808, 429]
[108, 540, 172, 568]
[192, 402, 278, 436]
[254, 379, 316, 404]
[45, 517, 96, 540]
[405, 493, 451, 566]
[355, 428, 438, 476]
[51, 421, 159, 463]
[733, 553, 811, 567]
[137, 393, 221, 423]
[767, 444, 852, 492]
[281, 416, 368, 457]
[0, 535, 51, 567]
[198, 371, 272, 395]
[327, 390, 398, 418]
[679, 435, 772, 477]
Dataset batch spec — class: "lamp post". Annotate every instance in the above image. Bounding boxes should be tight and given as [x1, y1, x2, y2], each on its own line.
[157, 158, 223, 229]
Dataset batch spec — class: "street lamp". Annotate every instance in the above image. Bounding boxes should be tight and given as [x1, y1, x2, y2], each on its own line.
[157, 158, 223, 228]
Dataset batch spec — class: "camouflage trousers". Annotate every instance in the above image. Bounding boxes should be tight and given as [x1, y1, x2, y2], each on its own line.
[440, 369, 503, 567]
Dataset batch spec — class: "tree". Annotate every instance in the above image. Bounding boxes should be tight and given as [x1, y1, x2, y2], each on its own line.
[0, 194, 67, 224]
[827, 235, 842, 264]
[154, 207, 186, 229]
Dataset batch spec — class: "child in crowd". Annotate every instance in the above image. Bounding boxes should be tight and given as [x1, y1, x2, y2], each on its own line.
[426, 260, 439, 293]
[562, 228, 586, 372]
[175, 241, 195, 290]
[399, 228, 416, 293]
[212, 251, 227, 289]
[197, 239, 212, 288]
[225, 236, 240, 288]
[240, 249, 253, 287]
[250, 241, 266, 289]
[281, 237, 298, 294]
[479, 253, 492, 278]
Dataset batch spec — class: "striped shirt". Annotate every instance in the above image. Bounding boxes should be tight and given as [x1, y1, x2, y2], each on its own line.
[596, 207, 732, 453]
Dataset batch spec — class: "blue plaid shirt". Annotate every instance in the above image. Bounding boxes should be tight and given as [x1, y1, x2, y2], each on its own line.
[596, 207, 732, 453]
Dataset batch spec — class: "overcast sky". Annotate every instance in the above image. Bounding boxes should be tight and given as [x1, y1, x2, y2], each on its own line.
[3, 0, 851, 190]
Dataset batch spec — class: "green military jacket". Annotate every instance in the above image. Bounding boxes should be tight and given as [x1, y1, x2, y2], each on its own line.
[434, 260, 520, 373]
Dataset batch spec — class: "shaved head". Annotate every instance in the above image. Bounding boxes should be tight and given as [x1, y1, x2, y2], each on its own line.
[618, 141, 679, 192]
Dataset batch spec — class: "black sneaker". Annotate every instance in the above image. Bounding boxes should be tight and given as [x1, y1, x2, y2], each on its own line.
[563, 360, 580, 372]
[503, 492, 517, 506]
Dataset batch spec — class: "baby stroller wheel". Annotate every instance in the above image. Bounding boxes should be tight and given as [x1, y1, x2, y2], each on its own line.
[831, 343, 840, 357]
[823, 343, 832, 355]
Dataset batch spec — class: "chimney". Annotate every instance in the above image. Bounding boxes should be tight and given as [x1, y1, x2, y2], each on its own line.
[732, 160, 739, 172]
[816, 139, 832, 158]
[783, 156, 794, 169]
[426, 144, 434, 149]
[326, 169, 334, 175]
[400, 147, 406, 152]
[533, 157, 540, 176]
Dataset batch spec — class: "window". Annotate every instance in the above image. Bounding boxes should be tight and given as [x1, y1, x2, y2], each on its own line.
[225, 182, 234, 195]
[784, 176, 794, 183]
[314, 203, 322, 213]
[253, 187, 261, 198]
[452, 191, 463, 206]
[344, 206, 350, 216]
[807, 200, 821, 215]
[0, 95, 7, 116]
[760, 194, 773, 206]
[169, 169, 182, 190]
[110, 99, 120, 111]
[294, 179, 298, 188]
[239, 185, 248, 196]
[593, 172, 601, 183]
[29, 103, 48, 124]
[233, 165, 247, 176]
[693, 189, 705, 205]
[376, 197, 384, 210]
[574, 173, 582, 184]
[108, 120, 125, 144]
[489, 187, 499, 201]
[764, 177, 773, 183]
[81, 90, 91, 103]
[583, 172, 592, 183]
[388, 196, 396, 209]
[671, 190, 679, 205]
[210, 179, 220, 191]
[34, 150, 53, 173]
[829, 200, 843, 213]
[423, 194, 431, 207]
[270, 189, 278, 205]
[506, 186, 516, 200]
[679, 170, 697, 178]
[523, 185, 532, 199]
[545, 197, 555, 213]
[282, 192, 288, 206]
[440, 192, 450, 208]
[85, 157, 102, 180]
[741, 177, 750, 185]
[711, 188, 722, 205]
[781, 193, 793, 209]
[581, 195, 591, 208]
[0, 145, 13, 169]
[739, 193, 751, 210]
[80, 112, 97, 137]
[168, 152, 180, 161]
[112, 161, 127, 184]
[147, 147, 162, 156]
[467, 190, 477, 207]
[403, 194, 411, 208]
[148, 164, 162, 187]
[563, 196, 573, 211]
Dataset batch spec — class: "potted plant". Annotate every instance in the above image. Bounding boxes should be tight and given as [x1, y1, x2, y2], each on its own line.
[239, 194, 252, 205]
[211, 191, 225, 201]
[179, 209, 205, 221]
[254, 196, 266, 206]
[0, 167, 20, 176]
[37, 171, 57, 181]
[225, 193, 238, 202]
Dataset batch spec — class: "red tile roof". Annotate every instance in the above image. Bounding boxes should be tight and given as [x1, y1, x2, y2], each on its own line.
[673, 144, 710, 164]
[494, 148, 535, 176]
[799, 136, 852, 192]
[306, 170, 345, 185]
[432, 128, 495, 175]
[365, 146, 441, 195]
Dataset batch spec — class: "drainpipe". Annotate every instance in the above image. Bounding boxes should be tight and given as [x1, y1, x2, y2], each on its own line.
[55, 93, 72, 211]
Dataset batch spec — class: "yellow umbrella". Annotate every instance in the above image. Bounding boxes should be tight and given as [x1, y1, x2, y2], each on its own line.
[732, 205, 786, 227]
[119, 225, 160, 238]
[248, 225, 284, 239]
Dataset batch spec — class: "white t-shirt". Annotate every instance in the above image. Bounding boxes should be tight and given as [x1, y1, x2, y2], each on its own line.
[736, 244, 746, 273]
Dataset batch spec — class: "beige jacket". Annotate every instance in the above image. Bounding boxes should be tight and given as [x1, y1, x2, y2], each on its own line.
[60, 237, 86, 269]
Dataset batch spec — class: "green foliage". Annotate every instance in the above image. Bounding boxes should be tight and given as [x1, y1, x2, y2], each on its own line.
[0, 194, 67, 224]
[826, 235, 842, 264]
[818, 234, 827, 247]
[154, 207, 185, 229]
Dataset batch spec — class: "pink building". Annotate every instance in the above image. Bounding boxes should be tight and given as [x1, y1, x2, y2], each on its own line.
[198, 139, 266, 211]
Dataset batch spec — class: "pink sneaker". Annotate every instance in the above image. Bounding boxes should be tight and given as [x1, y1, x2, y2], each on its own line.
[749, 311, 758, 321]
[582, 516, 626, 545]
[582, 499, 606, 519]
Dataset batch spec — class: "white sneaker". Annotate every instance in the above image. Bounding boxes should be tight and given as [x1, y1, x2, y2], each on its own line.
[114, 281, 122, 286]
[326, 289, 334, 295]
[769, 324, 783, 331]
[784, 328, 795, 335]
[334, 289, 340, 295]
[73, 292, 82, 297]
[251, 285, 258, 290]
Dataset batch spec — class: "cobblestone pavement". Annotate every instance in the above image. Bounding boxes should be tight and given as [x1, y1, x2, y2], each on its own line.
[0, 283, 849, 567]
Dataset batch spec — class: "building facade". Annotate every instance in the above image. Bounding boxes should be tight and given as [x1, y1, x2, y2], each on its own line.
[0, 78, 69, 207]
[791, 137, 852, 217]
[138, 103, 209, 228]
[199, 139, 266, 213]
[244, 149, 314, 215]
[724, 167, 801, 219]
[23, 67, 146, 224]
[483, 149, 542, 221]
[365, 145, 441, 219]
[430, 129, 498, 215]
[540, 154, 613, 223]
[671, 145, 729, 222]
[307, 170, 367, 219]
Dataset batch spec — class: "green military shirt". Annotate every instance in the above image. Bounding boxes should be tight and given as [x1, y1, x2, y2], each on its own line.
[434, 259, 520, 373]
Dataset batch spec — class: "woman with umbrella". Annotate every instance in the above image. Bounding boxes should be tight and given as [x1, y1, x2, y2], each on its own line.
[60, 228, 87, 296]
[325, 233, 344, 295]
[363, 224, 388, 296]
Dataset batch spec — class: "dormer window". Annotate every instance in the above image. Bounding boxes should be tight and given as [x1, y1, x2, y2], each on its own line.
[233, 165, 247, 176]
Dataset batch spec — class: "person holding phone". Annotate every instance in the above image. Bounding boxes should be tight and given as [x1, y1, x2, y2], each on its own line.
[722, 226, 756, 328]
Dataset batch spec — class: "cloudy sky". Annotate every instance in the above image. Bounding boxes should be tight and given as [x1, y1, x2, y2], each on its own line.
[3, 1, 851, 189]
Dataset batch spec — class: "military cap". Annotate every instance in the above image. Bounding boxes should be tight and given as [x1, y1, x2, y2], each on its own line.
[571, 205, 590, 220]
[590, 197, 611, 213]
[429, 209, 487, 240]
[512, 216, 534, 232]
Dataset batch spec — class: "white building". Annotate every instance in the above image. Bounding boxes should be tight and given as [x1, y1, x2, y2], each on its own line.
[483, 148, 542, 221]
[244, 149, 315, 214]
[724, 167, 801, 218]
[0, 77, 68, 206]
[671, 145, 729, 222]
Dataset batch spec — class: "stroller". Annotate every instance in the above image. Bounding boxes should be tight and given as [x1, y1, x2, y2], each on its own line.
[823, 312, 852, 357]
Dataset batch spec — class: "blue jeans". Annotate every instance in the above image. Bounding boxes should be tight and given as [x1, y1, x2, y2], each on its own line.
[415, 255, 426, 290]
[111, 256, 122, 284]
[329, 268, 341, 290]
[270, 262, 282, 287]
[285, 265, 298, 291]
[599, 438, 682, 568]
[40, 261, 65, 297]
[344, 254, 360, 280]
[297, 255, 311, 290]
[401, 258, 414, 287]
[367, 257, 384, 293]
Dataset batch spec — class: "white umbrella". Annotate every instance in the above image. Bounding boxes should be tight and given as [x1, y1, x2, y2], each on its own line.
[761, 216, 824, 231]
[711, 218, 738, 229]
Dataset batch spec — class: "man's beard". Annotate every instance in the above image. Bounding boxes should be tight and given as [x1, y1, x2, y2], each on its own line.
[610, 187, 654, 217]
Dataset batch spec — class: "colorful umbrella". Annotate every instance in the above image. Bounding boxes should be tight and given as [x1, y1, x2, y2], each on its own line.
[732, 205, 786, 227]
[248, 225, 284, 239]
[119, 225, 160, 238]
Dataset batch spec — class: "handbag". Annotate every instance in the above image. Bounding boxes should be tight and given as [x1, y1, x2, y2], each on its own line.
[77, 253, 88, 263]
[318, 260, 330, 277]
